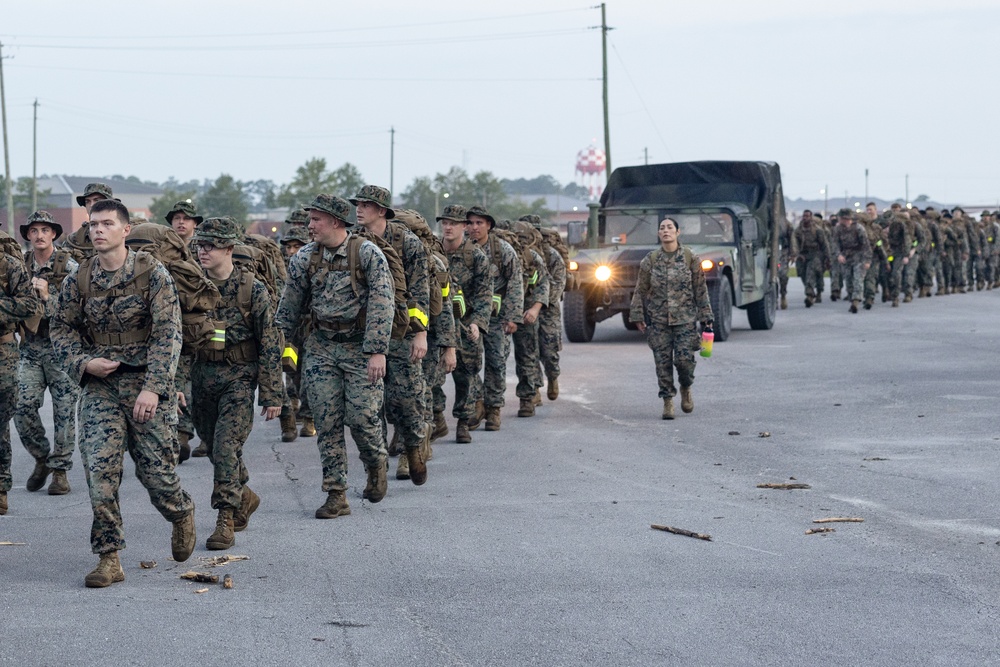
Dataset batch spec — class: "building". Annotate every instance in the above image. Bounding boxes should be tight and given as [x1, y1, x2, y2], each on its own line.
[4, 176, 164, 233]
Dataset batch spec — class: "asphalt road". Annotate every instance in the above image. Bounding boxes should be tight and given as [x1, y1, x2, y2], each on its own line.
[2, 279, 999, 667]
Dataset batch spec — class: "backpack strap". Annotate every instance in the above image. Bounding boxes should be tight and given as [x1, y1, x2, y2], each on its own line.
[79, 253, 155, 346]
[236, 267, 255, 330]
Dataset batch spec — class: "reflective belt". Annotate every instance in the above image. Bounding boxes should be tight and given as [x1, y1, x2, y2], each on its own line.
[282, 346, 298, 366]
[452, 291, 467, 318]
[528, 270, 539, 286]
[408, 307, 429, 328]
[491, 294, 502, 313]
[441, 283, 450, 298]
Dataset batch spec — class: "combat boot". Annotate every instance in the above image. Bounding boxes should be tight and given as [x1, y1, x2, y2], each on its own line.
[849, 300, 859, 314]
[680, 386, 694, 413]
[431, 411, 449, 441]
[468, 400, 485, 431]
[387, 427, 401, 456]
[533, 390, 542, 407]
[958, 286, 966, 294]
[362, 461, 388, 503]
[396, 451, 410, 480]
[206, 509, 235, 551]
[815, 292, 822, 303]
[421, 423, 433, 461]
[0, 492, 7, 515]
[85, 552, 125, 588]
[177, 432, 191, 463]
[280, 413, 298, 443]
[518, 398, 535, 417]
[315, 490, 350, 519]
[290, 397, 300, 419]
[780, 294, 787, 310]
[48, 470, 70, 495]
[892, 297, 900, 307]
[804, 296, 814, 308]
[662, 398, 675, 420]
[300, 418, 316, 437]
[192, 441, 209, 457]
[903, 293, 913, 303]
[978, 281, 985, 291]
[937, 286, 946, 296]
[485, 406, 501, 431]
[863, 298, 873, 310]
[25, 459, 51, 492]
[406, 447, 427, 486]
[456, 419, 472, 444]
[547, 375, 559, 401]
[233, 486, 260, 532]
[171, 511, 196, 562]
[830, 290, 840, 302]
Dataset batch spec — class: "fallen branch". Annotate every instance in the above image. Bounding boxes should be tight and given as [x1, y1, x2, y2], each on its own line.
[813, 517, 864, 524]
[199, 554, 250, 567]
[0, 542, 26, 546]
[180, 571, 220, 584]
[805, 527, 835, 535]
[757, 483, 811, 490]
[651, 524, 712, 541]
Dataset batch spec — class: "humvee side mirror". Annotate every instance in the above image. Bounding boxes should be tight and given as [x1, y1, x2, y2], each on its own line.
[740, 216, 758, 242]
[567, 220, 586, 246]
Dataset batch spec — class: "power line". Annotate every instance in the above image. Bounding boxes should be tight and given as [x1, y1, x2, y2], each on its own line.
[610, 39, 672, 161]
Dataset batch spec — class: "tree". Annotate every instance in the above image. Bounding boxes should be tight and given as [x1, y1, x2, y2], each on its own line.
[244, 179, 278, 211]
[200, 174, 249, 224]
[275, 158, 365, 207]
[150, 188, 199, 225]
[0, 175, 54, 217]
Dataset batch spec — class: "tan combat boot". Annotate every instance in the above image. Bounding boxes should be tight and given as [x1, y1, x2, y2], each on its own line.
[396, 451, 410, 480]
[518, 398, 535, 417]
[431, 412, 449, 441]
[680, 386, 694, 414]
[533, 390, 542, 407]
[315, 490, 350, 519]
[662, 398, 675, 420]
[780, 295, 787, 310]
[421, 422, 433, 461]
[85, 551, 125, 588]
[233, 486, 260, 532]
[177, 431, 191, 463]
[547, 376, 559, 401]
[25, 459, 51, 492]
[191, 441, 209, 457]
[468, 400, 485, 431]
[0, 492, 7, 515]
[300, 418, 317, 437]
[848, 300, 859, 314]
[456, 419, 472, 444]
[48, 470, 70, 495]
[171, 511, 196, 562]
[485, 406, 501, 431]
[362, 461, 388, 503]
[206, 509, 235, 551]
[406, 447, 427, 486]
[280, 413, 298, 443]
[903, 293, 913, 303]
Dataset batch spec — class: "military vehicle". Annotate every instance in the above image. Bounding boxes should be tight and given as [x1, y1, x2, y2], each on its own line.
[563, 160, 785, 342]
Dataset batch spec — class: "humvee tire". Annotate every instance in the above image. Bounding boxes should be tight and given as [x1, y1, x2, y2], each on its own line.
[564, 290, 595, 342]
[709, 279, 732, 342]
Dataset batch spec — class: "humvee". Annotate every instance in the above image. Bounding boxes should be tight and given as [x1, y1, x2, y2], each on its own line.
[563, 160, 785, 342]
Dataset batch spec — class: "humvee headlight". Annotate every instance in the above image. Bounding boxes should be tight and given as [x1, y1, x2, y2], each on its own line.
[568, 260, 579, 271]
[595, 265, 612, 282]
[700, 259, 714, 271]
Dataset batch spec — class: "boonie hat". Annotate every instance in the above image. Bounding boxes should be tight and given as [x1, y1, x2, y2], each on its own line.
[193, 217, 243, 248]
[466, 205, 496, 229]
[349, 185, 395, 219]
[518, 214, 542, 228]
[76, 182, 115, 207]
[303, 194, 353, 226]
[436, 204, 468, 223]
[285, 207, 309, 226]
[165, 200, 204, 226]
[20, 210, 64, 240]
[281, 225, 312, 246]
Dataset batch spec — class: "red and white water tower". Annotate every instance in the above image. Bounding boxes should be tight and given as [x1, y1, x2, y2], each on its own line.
[575, 145, 606, 200]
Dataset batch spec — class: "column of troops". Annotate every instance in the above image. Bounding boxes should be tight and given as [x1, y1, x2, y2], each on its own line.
[0, 182, 568, 589]
[777, 202, 1000, 313]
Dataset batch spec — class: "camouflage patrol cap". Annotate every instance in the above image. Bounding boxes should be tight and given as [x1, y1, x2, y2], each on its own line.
[165, 200, 204, 225]
[284, 207, 309, 226]
[436, 204, 468, 223]
[466, 204, 496, 229]
[280, 225, 311, 246]
[303, 193, 353, 226]
[836, 207, 854, 219]
[518, 214, 542, 228]
[20, 210, 63, 240]
[349, 185, 395, 219]
[495, 219, 511, 230]
[193, 216, 243, 248]
[76, 182, 115, 207]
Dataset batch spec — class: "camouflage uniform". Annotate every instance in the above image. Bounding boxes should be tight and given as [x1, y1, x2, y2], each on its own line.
[438, 210, 492, 423]
[510, 221, 550, 406]
[823, 218, 841, 299]
[885, 213, 914, 304]
[51, 249, 195, 554]
[792, 219, 831, 304]
[15, 244, 80, 476]
[777, 219, 793, 308]
[275, 195, 395, 495]
[861, 216, 886, 307]
[986, 214, 1000, 288]
[191, 220, 283, 514]
[919, 213, 943, 296]
[956, 211, 981, 289]
[830, 213, 872, 305]
[61, 182, 116, 264]
[902, 214, 925, 300]
[524, 216, 568, 388]
[470, 207, 524, 411]
[629, 244, 713, 400]
[279, 224, 313, 425]
[423, 250, 458, 424]
[1, 235, 42, 508]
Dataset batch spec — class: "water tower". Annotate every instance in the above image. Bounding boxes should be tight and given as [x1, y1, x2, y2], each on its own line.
[575, 145, 606, 200]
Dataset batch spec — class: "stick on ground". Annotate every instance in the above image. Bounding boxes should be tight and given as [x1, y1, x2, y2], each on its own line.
[651, 524, 712, 541]
[757, 483, 811, 490]
[805, 527, 836, 535]
[813, 517, 864, 524]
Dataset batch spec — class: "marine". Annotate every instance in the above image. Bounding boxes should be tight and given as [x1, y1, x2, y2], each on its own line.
[278, 222, 312, 442]
[829, 208, 872, 313]
[510, 220, 550, 417]
[792, 210, 831, 307]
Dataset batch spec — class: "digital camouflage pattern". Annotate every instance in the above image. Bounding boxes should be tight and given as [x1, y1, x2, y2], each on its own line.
[423, 252, 458, 423]
[885, 213, 914, 301]
[50, 250, 193, 554]
[164, 200, 203, 226]
[75, 182, 114, 207]
[537, 243, 566, 381]
[285, 207, 310, 226]
[276, 233, 395, 492]
[476, 233, 523, 409]
[792, 220, 831, 300]
[830, 219, 872, 302]
[1, 246, 42, 495]
[15, 251, 80, 472]
[350, 185, 395, 219]
[511, 231, 550, 401]
[192, 269, 282, 511]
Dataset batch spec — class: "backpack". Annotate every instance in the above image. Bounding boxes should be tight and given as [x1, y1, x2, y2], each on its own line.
[391, 211, 449, 319]
[539, 227, 573, 290]
[118, 223, 222, 352]
[1, 230, 43, 336]
[307, 231, 411, 340]
[243, 233, 288, 286]
[197, 267, 257, 363]
[61, 225, 95, 264]
[233, 243, 280, 311]
[19, 248, 74, 337]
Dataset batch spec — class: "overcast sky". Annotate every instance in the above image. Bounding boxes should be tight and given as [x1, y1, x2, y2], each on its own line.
[2, 0, 998, 205]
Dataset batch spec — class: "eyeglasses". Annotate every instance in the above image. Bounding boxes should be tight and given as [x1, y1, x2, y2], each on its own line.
[194, 242, 220, 252]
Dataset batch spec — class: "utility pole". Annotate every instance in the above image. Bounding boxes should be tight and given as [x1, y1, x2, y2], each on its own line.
[389, 126, 395, 197]
[643, 147, 648, 165]
[32, 99, 38, 212]
[0, 42, 13, 236]
[600, 3, 612, 178]
[864, 168, 868, 203]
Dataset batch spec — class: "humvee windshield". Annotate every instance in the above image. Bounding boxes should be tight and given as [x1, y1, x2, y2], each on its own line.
[604, 211, 735, 245]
